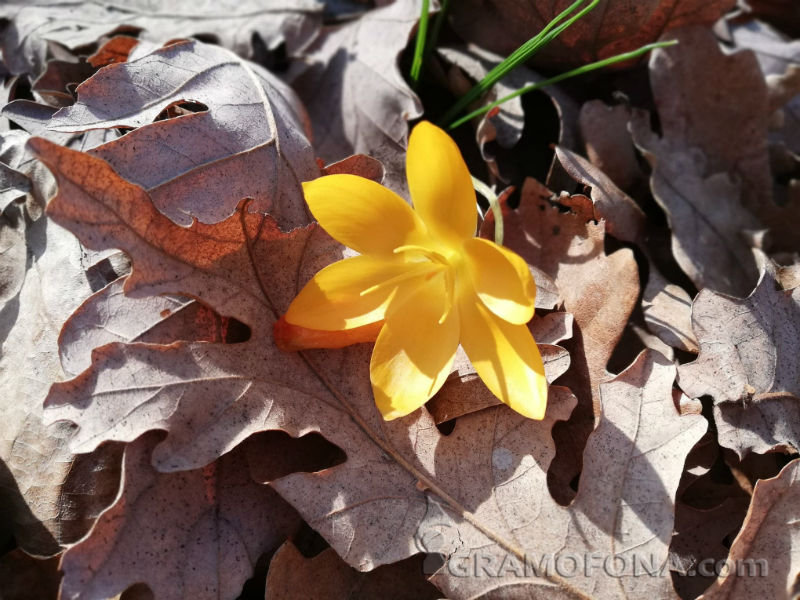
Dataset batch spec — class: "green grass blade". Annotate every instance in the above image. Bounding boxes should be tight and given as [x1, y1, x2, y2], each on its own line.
[410, 0, 431, 87]
[448, 40, 678, 130]
[438, 0, 600, 125]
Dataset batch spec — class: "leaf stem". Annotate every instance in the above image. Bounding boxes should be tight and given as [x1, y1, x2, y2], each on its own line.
[472, 175, 503, 246]
[449, 40, 678, 130]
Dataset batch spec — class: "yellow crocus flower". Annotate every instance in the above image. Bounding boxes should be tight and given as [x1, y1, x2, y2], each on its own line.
[277, 121, 547, 420]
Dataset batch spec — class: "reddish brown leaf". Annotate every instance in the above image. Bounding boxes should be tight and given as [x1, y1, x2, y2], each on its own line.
[448, 0, 735, 70]
[29, 140, 705, 600]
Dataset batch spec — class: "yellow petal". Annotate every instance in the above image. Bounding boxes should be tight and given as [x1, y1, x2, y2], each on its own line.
[462, 237, 536, 325]
[284, 254, 435, 331]
[406, 121, 476, 244]
[459, 296, 547, 419]
[371, 273, 460, 420]
[303, 174, 425, 255]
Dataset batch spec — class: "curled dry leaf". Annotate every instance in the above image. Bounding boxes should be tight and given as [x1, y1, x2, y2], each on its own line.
[678, 262, 800, 457]
[47, 39, 319, 227]
[58, 432, 300, 600]
[551, 145, 647, 245]
[286, 0, 424, 194]
[265, 542, 441, 600]
[0, 0, 322, 76]
[448, 0, 735, 70]
[699, 458, 800, 599]
[642, 267, 699, 354]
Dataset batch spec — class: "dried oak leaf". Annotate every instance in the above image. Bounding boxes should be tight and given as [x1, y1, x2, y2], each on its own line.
[58, 431, 300, 600]
[578, 100, 646, 194]
[448, 0, 735, 70]
[670, 497, 749, 600]
[58, 277, 242, 377]
[631, 111, 760, 297]
[47, 39, 318, 228]
[678, 262, 800, 457]
[286, 0, 424, 194]
[423, 351, 706, 599]
[647, 25, 800, 252]
[0, 210, 122, 557]
[31, 139, 702, 599]
[0, 0, 322, 76]
[699, 458, 800, 599]
[483, 178, 640, 501]
[264, 541, 440, 600]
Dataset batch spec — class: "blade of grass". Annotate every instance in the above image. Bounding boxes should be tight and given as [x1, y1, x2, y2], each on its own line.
[422, 0, 449, 66]
[438, 0, 600, 125]
[448, 40, 678, 130]
[409, 0, 431, 88]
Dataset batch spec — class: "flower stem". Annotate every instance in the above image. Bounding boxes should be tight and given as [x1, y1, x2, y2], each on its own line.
[472, 176, 503, 246]
[448, 40, 678, 130]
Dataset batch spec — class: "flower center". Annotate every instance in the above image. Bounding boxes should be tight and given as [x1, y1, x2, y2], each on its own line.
[393, 244, 458, 324]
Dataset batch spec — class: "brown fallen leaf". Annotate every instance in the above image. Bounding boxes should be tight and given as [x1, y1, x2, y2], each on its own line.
[699, 458, 800, 599]
[426, 351, 706, 599]
[0, 549, 61, 600]
[483, 178, 640, 502]
[647, 25, 800, 252]
[0, 0, 322, 76]
[551, 145, 647, 245]
[448, 0, 735, 70]
[58, 432, 301, 600]
[46, 39, 319, 228]
[578, 100, 646, 194]
[87, 35, 140, 68]
[286, 0, 424, 195]
[642, 266, 699, 354]
[264, 542, 441, 600]
[670, 497, 749, 600]
[28, 131, 705, 599]
[678, 261, 800, 457]
[0, 209, 122, 556]
[58, 277, 242, 377]
[630, 111, 761, 297]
